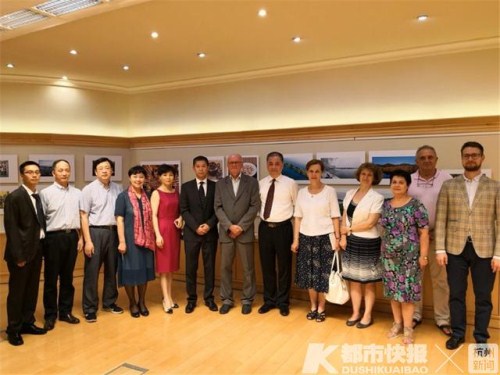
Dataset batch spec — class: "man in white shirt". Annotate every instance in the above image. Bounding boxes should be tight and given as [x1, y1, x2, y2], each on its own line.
[258, 152, 298, 316]
[408, 145, 452, 335]
[40, 159, 83, 330]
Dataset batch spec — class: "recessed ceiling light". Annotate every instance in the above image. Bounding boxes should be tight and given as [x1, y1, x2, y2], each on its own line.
[417, 15, 428, 22]
[258, 9, 267, 17]
[151, 31, 159, 39]
[122, 65, 130, 71]
[6, 63, 15, 68]
[62, 75, 68, 80]
[292, 36, 302, 43]
[197, 52, 206, 58]
[69, 49, 78, 55]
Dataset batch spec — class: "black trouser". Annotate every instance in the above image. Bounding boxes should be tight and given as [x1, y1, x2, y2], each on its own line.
[258, 220, 293, 307]
[6, 243, 43, 334]
[184, 239, 217, 303]
[43, 230, 79, 319]
[447, 240, 496, 342]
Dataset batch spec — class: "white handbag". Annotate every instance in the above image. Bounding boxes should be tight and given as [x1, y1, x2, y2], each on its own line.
[325, 250, 350, 305]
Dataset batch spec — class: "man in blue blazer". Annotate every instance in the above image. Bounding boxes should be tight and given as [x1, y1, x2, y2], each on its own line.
[4, 161, 47, 346]
[214, 154, 260, 314]
[180, 156, 219, 313]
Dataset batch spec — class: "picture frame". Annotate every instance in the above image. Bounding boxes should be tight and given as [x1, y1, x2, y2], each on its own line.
[140, 161, 182, 195]
[443, 169, 492, 178]
[283, 153, 313, 184]
[0, 185, 18, 214]
[368, 150, 417, 185]
[207, 156, 225, 182]
[242, 155, 259, 180]
[317, 151, 365, 185]
[84, 155, 123, 182]
[0, 154, 18, 184]
[29, 154, 76, 183]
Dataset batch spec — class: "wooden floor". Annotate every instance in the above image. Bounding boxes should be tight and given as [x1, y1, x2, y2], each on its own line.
[0, 276, 498, 375]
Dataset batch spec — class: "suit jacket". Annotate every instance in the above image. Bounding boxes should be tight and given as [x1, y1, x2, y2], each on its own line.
[180, 179, 218, 242]
[214, 174, 260, 243]
[435, 174, 499, 258]
[3, 186, 44, 264]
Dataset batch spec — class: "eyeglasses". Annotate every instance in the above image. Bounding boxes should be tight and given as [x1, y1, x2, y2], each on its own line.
[24, 170, 41, 175]
[462, 153, 482, 160]
[416, 174, 436, 188]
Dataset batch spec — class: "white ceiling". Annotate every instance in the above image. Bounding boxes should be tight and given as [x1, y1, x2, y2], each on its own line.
[0, 0, 498, 93]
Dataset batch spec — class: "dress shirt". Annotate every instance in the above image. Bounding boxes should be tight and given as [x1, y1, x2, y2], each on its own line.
[22, 184, 45, 239]
[259, 174, 297, 222]
[230, 174, 242, 196]
[409, 170, 452, 229]
[464, 173, 481, 209]
[40, 182, 82, 231]
[80, 179, 122, 226]
[196, 178, 208, 195]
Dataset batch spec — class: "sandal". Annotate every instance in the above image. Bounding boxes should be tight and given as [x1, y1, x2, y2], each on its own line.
[306, 310, 317, 320]
[316, 311, 326, 323]
[387, 322, 403, 338]
[436, 324, 452, 336]
[403, 327, 414, 345]
[412, 318, 422, 329]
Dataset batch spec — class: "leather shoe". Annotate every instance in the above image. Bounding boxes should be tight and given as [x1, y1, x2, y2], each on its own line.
[242, 304, 252, 315]
[446, 336, 465, 350]
[205, 300, 218, 312]
[44, 318, 56, 331]
[258, 304, 275, 314]
[20, 323, 47, 335]
[219, 304, 232, 314]
[185, 302, 196, 314]
[7, 333, 23, 346]
[59, 313, 80, 324]
[279, 305, 290, 316]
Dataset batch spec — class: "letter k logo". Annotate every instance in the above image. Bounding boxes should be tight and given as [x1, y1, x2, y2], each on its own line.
[302, 343, 339, 374]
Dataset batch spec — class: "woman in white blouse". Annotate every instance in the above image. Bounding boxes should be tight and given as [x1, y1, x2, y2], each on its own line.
[340, 163, 384, 329]
[292, 159, 341, 322]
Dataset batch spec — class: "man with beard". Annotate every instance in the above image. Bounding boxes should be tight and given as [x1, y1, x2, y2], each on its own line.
[435, 141, 500, 350]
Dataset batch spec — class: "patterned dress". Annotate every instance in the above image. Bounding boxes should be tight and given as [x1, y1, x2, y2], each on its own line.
[379, 198, 428, 302]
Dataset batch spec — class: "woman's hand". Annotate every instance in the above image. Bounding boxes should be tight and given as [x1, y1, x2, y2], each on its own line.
[118, 242, 127, 254]
[339, 236, 347, 250]
[156, 235, 164, 248]
[174, 216, 183, 229]
[340, 226, 350, 236]
[418, 256, 428, 270]
[291, 240, 299, 253]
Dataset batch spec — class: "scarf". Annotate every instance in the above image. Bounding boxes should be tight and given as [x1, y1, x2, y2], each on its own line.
[128, 186, 156, 251]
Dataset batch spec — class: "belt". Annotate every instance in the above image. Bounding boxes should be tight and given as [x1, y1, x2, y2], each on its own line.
[47, 229, 78, 235]
[90, 225, 117, 230]
[261, 219, 291, 228]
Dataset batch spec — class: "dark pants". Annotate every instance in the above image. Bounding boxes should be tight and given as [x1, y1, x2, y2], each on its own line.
[447, 240, 496, 342]
[43, 230, 79, 319]
[184, 239, 217, 303]
[6, 243, 43, 334]
[82, 228, 118, 314]
[258, 220, 293, 307]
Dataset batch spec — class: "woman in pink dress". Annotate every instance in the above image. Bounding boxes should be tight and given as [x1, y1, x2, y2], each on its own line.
[151, 164, 183, 314]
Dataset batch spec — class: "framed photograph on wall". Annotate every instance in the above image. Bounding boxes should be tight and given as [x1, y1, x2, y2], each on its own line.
[0, 154, 18, 184]
[283, 153, 312, 183]
[0, 185, 18, 214]
[29, 154, 75, 183]
[207, 156, 225, 182]
[140, 161, 181, 195]
[242, 155, 259, 179]
[84, 155, 123, 182]
[317, 151, 365, 185]
[369, 150, 417, 185]
[443, 169, 492, 178]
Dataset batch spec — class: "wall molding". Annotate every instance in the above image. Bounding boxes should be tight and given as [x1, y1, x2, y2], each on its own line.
[1, 116, 498, 148]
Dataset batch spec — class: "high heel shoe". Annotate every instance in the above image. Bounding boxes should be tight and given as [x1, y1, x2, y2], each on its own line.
[130, 304, 140, 318]
[163, 300, 173, 314]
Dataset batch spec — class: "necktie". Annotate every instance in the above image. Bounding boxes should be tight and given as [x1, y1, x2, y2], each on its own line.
[263, 179, 275, 220]
[198, 181, 206, 208]
[32, 193, 45, 230]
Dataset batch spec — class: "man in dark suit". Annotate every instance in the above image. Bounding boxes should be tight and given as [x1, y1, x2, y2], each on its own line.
[180, 156, 219, 313]
[214, 153, 260, 315]
[4, 161, 47, 346]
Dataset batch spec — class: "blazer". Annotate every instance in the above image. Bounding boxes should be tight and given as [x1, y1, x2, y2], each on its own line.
[343, 188, 384, 239]
[3, 186, 44, 264]
[435, 174, 500, 258]
[214, 174, 260, 243]
[180, 179, 218, 242]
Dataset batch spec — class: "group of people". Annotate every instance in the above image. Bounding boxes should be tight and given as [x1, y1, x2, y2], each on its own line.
[3, 142, 498, 351]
